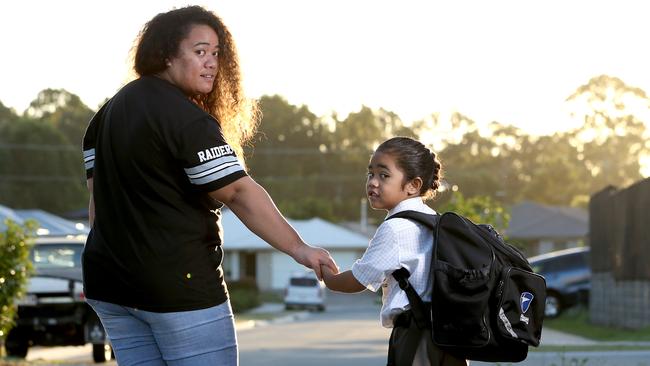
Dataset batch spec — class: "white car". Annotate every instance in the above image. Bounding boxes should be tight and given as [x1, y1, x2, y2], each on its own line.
[283, 271, 326, 311]
[7, 236, 114, 363]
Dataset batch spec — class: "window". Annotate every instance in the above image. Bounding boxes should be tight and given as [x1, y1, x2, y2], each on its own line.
[32, 244, 83, 269]
[290, 278, 319, 287]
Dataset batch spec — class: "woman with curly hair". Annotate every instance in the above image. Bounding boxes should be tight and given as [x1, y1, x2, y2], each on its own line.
[82, 6, 337, 365]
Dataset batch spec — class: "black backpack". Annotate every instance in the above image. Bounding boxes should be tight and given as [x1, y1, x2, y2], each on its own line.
[388, 210, 547, 362]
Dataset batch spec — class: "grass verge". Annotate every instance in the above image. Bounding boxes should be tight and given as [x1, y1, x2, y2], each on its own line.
[533, 344, 650, 352]
[544, 306, 650, 342]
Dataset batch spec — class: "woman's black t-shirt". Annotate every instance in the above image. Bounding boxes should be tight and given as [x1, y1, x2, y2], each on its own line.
[82, 76, 246, 312]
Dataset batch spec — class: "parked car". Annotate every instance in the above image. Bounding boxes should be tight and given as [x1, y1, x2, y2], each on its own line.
[6, 236, 114, 363]
[528, 246, 591, 318]
[284, 271, 326, 311]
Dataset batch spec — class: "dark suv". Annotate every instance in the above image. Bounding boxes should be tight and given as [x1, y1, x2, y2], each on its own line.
[528, 247, 590, 318]
[6, 236, 113, 363]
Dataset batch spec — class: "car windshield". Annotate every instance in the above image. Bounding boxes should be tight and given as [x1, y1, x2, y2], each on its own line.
[531, 252, 589, 274]
[290, 278, 318, 287]
[32, 244, 83, 269]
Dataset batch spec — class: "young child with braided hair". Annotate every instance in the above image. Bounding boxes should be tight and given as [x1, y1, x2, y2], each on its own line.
[321, 137, 467, 366]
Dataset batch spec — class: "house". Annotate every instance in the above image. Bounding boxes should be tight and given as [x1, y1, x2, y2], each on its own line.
[220, 208, 370, 291]
[506, 201, 588, 256]
[0, 205, 89, 237]
[1, 204, 372, 291]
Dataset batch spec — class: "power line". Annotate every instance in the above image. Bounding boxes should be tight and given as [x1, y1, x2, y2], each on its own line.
[0, 175, 83, 182]
[0, 143, 78, 152]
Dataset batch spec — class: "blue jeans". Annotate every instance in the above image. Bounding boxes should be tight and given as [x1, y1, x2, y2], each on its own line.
[86, 298, 238, 366]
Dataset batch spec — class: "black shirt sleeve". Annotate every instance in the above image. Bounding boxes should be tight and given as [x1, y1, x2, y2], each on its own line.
[175, 116, 247, 192]
[82, 104, 105, 179]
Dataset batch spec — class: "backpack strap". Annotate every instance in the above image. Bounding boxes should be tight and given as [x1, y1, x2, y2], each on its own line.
[391, 268, 430, 329]
[387, 210, 438, 330]
[387, 210, 438, 231]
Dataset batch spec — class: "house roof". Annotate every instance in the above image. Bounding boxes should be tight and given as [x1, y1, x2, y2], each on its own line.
[0, 205, 89, 236]
[221, 209, 370, 250]
[506, 201, 588, 240]
[0, 204, 369, 249]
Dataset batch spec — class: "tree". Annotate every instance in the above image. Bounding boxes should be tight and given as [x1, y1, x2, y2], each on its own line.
[246, 99, 420, 222]
[0, 118, 86, 213]
[525, 134, 593, 205]
[435, 192, 510, 233]
[0, 220, 35, 355]
[0, 101, 16, 126]
[565, 75, 649, 192]
[246, 95, 338, 219]
[25, 89, 94, 147]
[434, 114, 508, 203]
[247, 95, 331, 177]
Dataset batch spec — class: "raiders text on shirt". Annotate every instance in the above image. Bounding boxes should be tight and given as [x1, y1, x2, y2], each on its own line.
[198, 145, 234, 162]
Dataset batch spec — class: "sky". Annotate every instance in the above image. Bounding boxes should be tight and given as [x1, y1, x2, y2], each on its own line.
[2, 0, 650, 137]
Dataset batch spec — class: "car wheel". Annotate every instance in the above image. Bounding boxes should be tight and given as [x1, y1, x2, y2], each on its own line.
[93, 343, 113, 363]
[5, 339, 28, 359]
[545, 294, 561, 318]
[5, 329, 29, 358]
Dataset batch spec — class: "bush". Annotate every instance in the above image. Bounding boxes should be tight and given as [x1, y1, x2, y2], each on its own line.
[227, 278, 261, 314]
[0, 220, 35, 355]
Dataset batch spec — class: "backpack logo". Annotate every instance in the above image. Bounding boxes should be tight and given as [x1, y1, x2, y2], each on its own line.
[520, 292, 534, 313]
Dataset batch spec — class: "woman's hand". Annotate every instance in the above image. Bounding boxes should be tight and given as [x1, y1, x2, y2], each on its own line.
[291, 245, 338, 280]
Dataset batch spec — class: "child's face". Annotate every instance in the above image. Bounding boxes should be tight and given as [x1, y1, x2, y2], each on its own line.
[366, 152, 417, 211]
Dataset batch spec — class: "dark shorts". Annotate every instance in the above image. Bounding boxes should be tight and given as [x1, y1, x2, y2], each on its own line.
[388, 311, 468, 366]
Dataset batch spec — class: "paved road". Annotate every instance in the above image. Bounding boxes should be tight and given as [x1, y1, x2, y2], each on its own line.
[240, 291, 650, 366]
[22, 291, 385, 365]
[239, 291, 389, 366]
[19, 291, 650, 366]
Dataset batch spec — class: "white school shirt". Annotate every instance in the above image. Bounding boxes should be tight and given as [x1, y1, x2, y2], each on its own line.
[351, 197, 436, 328]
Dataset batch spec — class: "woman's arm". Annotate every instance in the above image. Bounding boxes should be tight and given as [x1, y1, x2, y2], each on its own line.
[321, 265, 366, 293]
[209, 176, 338, 279]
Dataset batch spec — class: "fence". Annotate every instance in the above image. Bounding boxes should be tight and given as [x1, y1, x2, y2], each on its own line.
[589, 178, 650, 328]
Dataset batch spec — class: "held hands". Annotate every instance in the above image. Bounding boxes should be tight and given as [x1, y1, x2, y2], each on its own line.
[320, 263, 337, 282]
[292, 244, 339, 280]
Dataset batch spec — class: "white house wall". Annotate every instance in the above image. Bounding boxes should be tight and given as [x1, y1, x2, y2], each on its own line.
[331, 250, 364, 274]
[266, 249, 363, 291]
[256, 251, 273, 290]
[270, 253, 305, 290]
[224, 250, 239, 280]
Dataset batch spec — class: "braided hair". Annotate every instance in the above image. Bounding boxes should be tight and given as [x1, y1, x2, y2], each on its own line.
[374, 137, 442, 200]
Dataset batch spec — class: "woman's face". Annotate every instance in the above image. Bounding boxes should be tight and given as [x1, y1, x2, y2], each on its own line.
[162, 24, 219, 96]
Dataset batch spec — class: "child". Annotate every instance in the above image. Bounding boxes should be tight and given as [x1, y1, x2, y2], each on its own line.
[321, 137, 467, 366]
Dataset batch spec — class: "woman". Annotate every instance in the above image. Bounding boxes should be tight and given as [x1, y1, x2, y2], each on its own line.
[82, 6, 337, 365]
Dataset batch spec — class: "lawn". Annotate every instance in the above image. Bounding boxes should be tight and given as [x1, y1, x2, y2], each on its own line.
[544, 306, 650, 342]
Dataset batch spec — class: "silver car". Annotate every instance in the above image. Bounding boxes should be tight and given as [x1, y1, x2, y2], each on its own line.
[7, 236, 114, 363]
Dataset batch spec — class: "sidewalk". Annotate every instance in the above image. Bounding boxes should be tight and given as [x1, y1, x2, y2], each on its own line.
[235, 303, 311, 331]
[541, 327, 650, 348]
[539, 328, 599, 346]
[241, 302, 650, 348]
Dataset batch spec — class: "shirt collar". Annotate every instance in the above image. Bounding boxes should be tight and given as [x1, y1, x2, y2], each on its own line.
[387, 197, 434, 217]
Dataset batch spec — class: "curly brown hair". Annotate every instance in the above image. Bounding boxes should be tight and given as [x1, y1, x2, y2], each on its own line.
[132, 5, 259, 162]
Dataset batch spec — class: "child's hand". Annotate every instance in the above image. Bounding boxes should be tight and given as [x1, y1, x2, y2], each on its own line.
[319, 266, 365, 293]
[320, 263, 339, 281]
